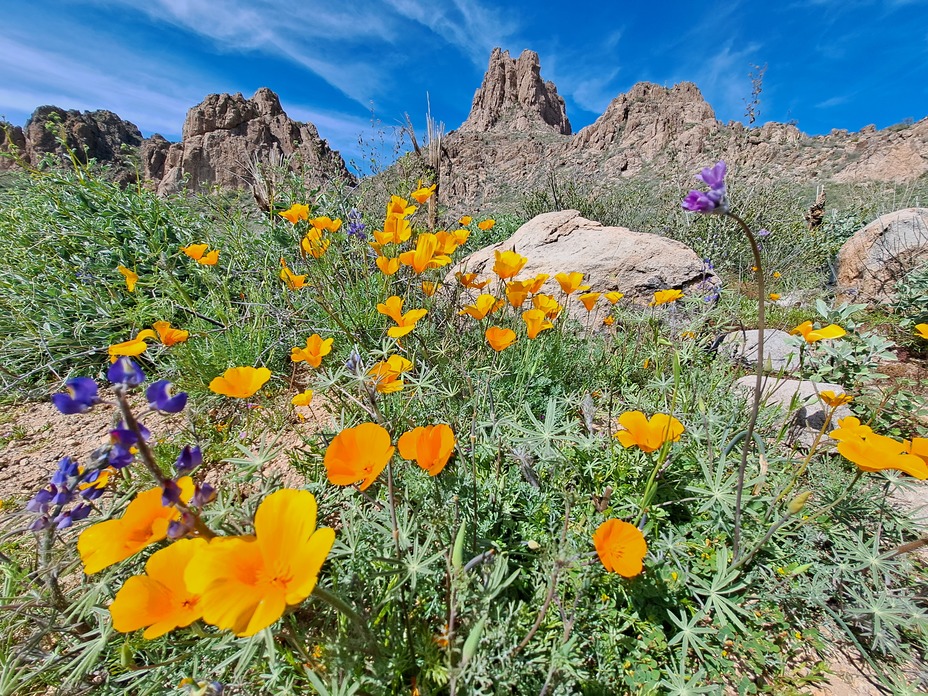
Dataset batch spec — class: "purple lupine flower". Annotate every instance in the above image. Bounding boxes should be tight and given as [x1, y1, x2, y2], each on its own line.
[174, 445, 202, 474]
[108, 444, 135, 469]
[51, 377, 99, 414]
[162, 479, 183, 507]
[50, 456, 80, 486]
[346, 208, 366, 240]
[29, 516, 50, 531]
[191, 482, 216, 508]
[167, 510, 196, 539]
[26, 488, 55, 513]
[682, 160, 729, 215]
[345, 347, 362, 373]
[107, 357, 145, 387]
[146, 380, 188, 413]
[757, 228, 771, 237]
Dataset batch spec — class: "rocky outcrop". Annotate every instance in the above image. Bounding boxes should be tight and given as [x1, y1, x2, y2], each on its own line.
[437, 48, 928, 215]
[0, 107, 141, 176]
[449, 209, 718, 308]
[459, 48, 570, 135]
[836, 208, 928, 304]
[143, 87, 353, 196]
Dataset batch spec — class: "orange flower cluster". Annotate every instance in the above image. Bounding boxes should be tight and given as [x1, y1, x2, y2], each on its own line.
[108, 320, 190, 362]
[830, 417, 927, 479]
[181, 243, 219, 266]
[98, 488, 335, 638]
[323, 422, 456, 489]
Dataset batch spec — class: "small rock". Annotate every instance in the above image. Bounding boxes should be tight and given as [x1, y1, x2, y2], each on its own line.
[735, 376, 852, 448]
[719, 329, 801, 373]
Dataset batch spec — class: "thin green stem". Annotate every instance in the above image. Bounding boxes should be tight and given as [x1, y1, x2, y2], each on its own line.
[726, 212, 765, 563]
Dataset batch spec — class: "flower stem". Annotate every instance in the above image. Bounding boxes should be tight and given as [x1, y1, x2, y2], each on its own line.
[726, 212, 765, 563]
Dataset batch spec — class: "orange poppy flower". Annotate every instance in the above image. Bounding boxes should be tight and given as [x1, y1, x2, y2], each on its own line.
[579, 292, 601, 311]
[181, 243, 209, 260]
[915, 323, 928, 340]
[522, 309, 553, 339]
[455, 272, 491, 290]
[197, 249, 219, 266]
[650, 289, 683, 306]
[614, 411, 684, 453]
[768, 293, 781, 301]
[398, 233, 452, 274]
[506, 279, 534, 308]
[452, 228, 470, 245]
[109, 537, 207, 639]
[278, 203, 310, 224]
[604, 291, 624, 304]
[301, 229, 330, 258]
[434, 230, 460, 255]
[485, 326, 517, 351]
[324, 423, 395, 490]
[493, 249, 527, 280]
[386, 195, 416, 219]
[790, 321, 846, 343]
[532, 294, 562, 319]
[279, 259, 307, 290]
[152, 321, 189, 346]
[108, 329, 157, 362]
[593, 519, 647, 577]
[209, 366, 272, 398]
[367, 355, 413, 393]
[527, 274, 549, 294]
[291, 334, 334, 368]
[117, 265, 138, 292]
[819, 390, 852, 408]
[185, 489, 335, 636]
[377, 296, 428, 338]
[477, 219, 495, 231]
[555, 272, 589, 295]
[397, 424, 455, 476]
[603, 316, 615, 326]
[376, 255, 401, 276]
[410, 182, 437, 204]
[310, 216, 342, 233]
[459, 215, 473, 226]
[421, 281, 438, 297]
[291, 389, 313, 406]
[77, 477, 194, 574]
[459, 294, 505, 320]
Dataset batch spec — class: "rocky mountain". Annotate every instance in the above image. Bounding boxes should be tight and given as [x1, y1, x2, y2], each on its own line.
[0, 106, 142, 182]
[141, 87, 353, 197]
[438, 48, 928, 213]
[1, 88, 353, 197]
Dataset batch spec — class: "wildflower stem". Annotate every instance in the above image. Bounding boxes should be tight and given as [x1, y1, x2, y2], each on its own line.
[114, 389, 215, 540]
[385, 458, 416, 667]
[726, 212, 765, 563]
[770, 404, 838, 516]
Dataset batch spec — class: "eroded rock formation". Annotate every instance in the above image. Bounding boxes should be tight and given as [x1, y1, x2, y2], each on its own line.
[143, 87, 353, 196]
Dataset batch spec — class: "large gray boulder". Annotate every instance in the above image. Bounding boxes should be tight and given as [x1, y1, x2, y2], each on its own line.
[449, 209, 718, 307]
[836, 208, 928, 304]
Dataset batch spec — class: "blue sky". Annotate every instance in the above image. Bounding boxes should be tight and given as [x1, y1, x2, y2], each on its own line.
[1, 0, 926, 174]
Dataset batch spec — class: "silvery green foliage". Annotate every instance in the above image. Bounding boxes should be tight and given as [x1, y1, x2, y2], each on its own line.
[892, 264, 928, 329]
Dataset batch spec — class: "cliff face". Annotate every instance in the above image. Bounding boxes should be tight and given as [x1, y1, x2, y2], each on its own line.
[1, 106, 142, 182]
[142, 87, 353, 195]
[437, 48, 928, 213]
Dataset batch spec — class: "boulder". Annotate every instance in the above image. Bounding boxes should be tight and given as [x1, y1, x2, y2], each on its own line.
[448, 210, 718, 307]
[143, 87, 353, 196]
[734, 376, 853, 448]
[719, 329, 801, 373]
[836, 208, 928, 303]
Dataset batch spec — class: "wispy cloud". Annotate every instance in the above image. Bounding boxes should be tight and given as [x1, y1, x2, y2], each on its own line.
[816, 94, 852, 108]
[0, 30, 204, 135]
